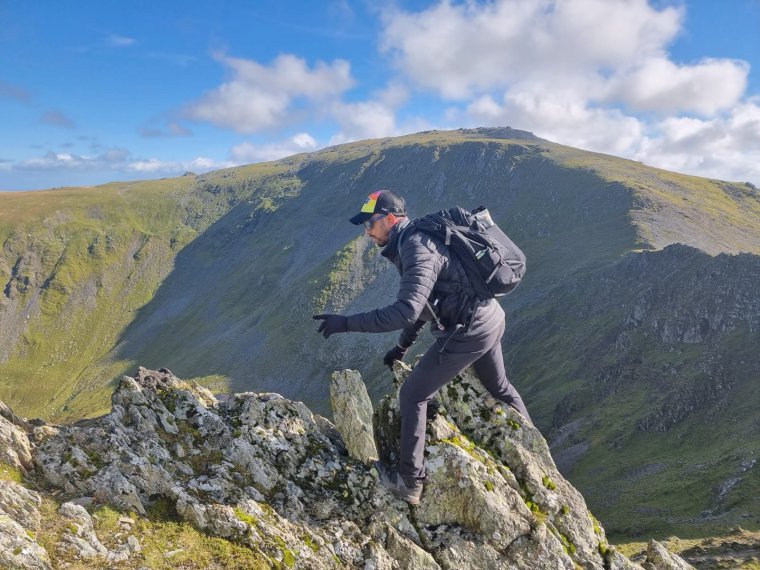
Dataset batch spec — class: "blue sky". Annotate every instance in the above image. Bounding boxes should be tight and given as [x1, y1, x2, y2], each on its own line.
[1, 0, 759, 191]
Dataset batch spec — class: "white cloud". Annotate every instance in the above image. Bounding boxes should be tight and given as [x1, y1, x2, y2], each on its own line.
[329, 100, 399, 144]
[634, 100, 760, 183]
[326, 83, 411, 144]
[13, 148, 229, 177]
[187, 53, 355, 133]
[379, 0, 747, 116]
[230, 132, 320, 164]
[468, 87, 645, 156]
[292, 132, 318, 149]
[126, 158, 172, 173]
[380, 0, 683, 99]
[184, 51, 411, 150]
[18, 152, 88, 170]
[379, 0, 759, 185]
[125, 156, 230, 173]
[107, 34, 136, 47]
[605, 57, 748, 115]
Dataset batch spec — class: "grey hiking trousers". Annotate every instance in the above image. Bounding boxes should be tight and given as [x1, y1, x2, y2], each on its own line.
[399, 300, 532, 482]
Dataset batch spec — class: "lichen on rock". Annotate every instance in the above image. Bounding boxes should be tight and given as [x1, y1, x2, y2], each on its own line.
[329, 369, 378, 464]
[0, 364, 695, 569]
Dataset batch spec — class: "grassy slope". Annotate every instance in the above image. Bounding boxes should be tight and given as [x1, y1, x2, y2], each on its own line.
[0, 179, 193, 418]
[547, 143, 760, 254]
[507, 245, 760, 540]
[0, 161, 303, 420]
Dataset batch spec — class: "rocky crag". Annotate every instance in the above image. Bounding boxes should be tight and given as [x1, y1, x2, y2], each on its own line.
[2, 366, 692, 569]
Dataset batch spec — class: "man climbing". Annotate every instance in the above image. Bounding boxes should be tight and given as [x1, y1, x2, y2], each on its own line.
[314, 190, 532, 505]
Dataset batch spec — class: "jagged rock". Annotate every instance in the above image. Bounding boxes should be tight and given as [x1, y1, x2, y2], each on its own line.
[21, 366, 691, 569]
[58, 502, 108, 559]
[0, 480, 51, 570]
[0, 515, 52, 570]
[330, 369, 378, 463]
[0, 401, 53, 569]
[127, 534, 142, 552]
[436, 367, 609, 569]
[642, 540, 696, 570]
[34, 368, 400, 568]
[501, 524, 579, 569]
[382, 524, 440, 569]
[0, 403, 34, 471]
[372, 362, 406, 468]
[419, 434, 533, 543]
[0, 480, 42, 531]
[373, 363, 597, 569]
[609, 548, 648, 570]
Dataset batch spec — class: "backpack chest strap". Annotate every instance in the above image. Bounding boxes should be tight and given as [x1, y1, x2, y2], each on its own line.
[434, 280, 473, 295]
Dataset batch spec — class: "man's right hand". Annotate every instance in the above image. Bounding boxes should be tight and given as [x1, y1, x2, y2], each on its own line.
[383, 344, 407, 370]
[313, 314, 348, 338]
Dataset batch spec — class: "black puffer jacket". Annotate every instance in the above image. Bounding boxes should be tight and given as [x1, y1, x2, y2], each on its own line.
[345, 218, 478, 344]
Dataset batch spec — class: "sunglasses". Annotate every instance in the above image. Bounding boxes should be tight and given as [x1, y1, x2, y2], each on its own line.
[363, 214, 387, 229]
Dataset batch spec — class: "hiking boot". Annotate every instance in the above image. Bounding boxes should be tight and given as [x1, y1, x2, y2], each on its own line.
[373, 461, 423, 505]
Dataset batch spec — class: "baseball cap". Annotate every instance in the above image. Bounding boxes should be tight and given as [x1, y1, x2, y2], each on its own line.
[349, 190, 407, 225]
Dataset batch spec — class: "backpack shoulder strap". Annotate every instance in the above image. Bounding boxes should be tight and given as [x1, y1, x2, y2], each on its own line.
[404, 214, 476, 297]
[396, 222, 413, 259]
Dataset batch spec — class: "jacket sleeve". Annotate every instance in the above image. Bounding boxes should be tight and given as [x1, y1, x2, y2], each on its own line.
[398, 319, 426, 349]
[345, 234, 444, 334]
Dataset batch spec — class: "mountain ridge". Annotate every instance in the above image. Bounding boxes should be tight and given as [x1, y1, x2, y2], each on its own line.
[1, 127, 759, 541]
[0, 365, 695, 569]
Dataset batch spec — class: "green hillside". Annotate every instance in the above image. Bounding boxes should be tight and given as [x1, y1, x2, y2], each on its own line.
[1, 127, 759, 540]
[508, 244, 760, 539]
[0, 162, 302, 418]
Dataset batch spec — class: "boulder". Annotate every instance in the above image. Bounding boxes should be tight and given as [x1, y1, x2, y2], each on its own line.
[0, 481, 51, 570]
[57, 502, 108, 559]
[643, 540, 696, 570]
[0, 403, 34, 472]
[330, 369, 378, 463]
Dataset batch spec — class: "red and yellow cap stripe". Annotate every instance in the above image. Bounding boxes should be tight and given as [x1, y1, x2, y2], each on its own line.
[360, 191, 382, 214]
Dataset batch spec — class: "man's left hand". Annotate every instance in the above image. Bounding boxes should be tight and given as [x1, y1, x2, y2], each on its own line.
[313, 314, 349, 338]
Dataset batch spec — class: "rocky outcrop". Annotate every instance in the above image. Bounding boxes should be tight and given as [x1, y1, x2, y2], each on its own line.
[371, 363, 676, 570]
[330, 369, 378, 463]
[0, 402, 52, 570]
[0, 400, 34, 471]
[0, 365, 693, 569]
[57, 502, 109, 559]
[642, 540, 695, 570]
[0, 481, 51, 570]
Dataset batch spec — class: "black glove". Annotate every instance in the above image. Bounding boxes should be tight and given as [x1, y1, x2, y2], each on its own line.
[383, 344, 407, 370]
[313, 314, 348, 338]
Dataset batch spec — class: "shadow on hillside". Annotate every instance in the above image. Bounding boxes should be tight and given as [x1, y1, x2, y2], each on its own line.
[112, 142, 640, 415]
